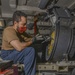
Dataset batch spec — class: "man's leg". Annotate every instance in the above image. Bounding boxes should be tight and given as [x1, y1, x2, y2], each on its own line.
[1, 47, 36, 75]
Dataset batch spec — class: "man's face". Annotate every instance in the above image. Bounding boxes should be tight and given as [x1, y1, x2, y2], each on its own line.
[17, 16, 27, 28]
[16, 16, 27, 33]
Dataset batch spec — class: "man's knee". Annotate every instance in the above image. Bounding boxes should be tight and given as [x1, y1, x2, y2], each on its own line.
[30, 47, 35, 55]
[23, 47, 35, 55]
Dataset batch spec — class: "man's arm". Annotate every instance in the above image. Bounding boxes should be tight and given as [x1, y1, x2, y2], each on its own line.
[21, 34, 32, 42]
[10, 40, 33, 51]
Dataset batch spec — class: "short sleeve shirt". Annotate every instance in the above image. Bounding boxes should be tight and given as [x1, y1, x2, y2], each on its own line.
[2, 26, 31, 50]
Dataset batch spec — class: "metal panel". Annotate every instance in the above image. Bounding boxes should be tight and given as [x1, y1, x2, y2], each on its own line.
[17, 5, 46, 12]
[1, 0, 15, 17]
[27, 0, 41, 7]
[9, 0, 17, 8]
[17, 5, 46, 16]
[18, 0, 27, 5]
[56, 0, 75, 8]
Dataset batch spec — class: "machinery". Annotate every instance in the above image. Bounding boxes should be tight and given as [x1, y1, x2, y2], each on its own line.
[35, 5, 75, 75]
[0, 0, 75, 75]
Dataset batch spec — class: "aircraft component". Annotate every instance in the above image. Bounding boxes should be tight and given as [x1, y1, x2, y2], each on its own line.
[48, 6, 73, 27]
[39, 0, 59, 9]
[39, 0, 50, 9]
[46, 25, 73, 62]
[44, 6, 75, 62]
[36, 60, 75, 74]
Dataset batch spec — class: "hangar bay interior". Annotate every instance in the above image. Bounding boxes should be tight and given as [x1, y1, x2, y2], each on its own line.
[0, 0, 75, 75]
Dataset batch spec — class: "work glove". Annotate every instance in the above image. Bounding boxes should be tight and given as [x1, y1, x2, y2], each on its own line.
[32, 36, 37, 43]
[31, 34, 43, 43]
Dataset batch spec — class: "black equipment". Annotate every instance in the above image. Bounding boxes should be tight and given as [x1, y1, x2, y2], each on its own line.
[39, 0, 59, 9]
[44, 6, 75, 62]
[0, 60, 13, 71]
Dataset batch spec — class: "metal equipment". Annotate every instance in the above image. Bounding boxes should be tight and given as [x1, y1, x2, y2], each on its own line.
[44, 6, 75, 62]
[35, 5, 75, 75]
[36, 60, 75, 75]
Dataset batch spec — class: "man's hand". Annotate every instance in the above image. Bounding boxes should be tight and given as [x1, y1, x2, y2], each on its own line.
[31, 34, 41, 43]
[31, 34, 46, 43]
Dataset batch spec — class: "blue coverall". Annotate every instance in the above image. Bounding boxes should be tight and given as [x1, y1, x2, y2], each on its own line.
[1, 47, 36, 75]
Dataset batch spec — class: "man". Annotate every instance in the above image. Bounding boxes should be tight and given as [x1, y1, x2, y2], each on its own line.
[1, 11, 36, 75]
